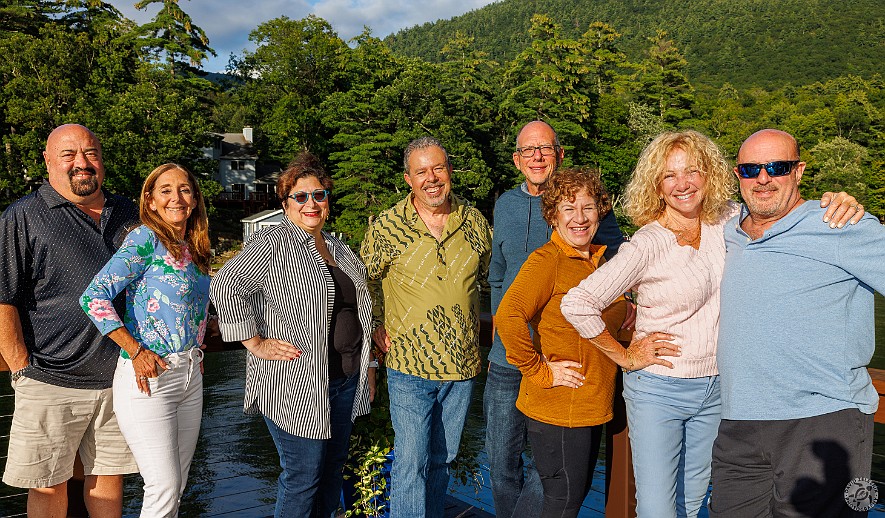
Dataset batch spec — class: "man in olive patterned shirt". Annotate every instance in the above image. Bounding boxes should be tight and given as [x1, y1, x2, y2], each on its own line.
[361, 136, 492, 518]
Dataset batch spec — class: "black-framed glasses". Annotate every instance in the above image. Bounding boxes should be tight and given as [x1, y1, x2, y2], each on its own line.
[516, 145, 560, 158]
[736, 161, 799, 179]
[288, 189, 329, 204]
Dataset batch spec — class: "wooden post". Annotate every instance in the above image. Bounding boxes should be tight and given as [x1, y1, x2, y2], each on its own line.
[605, 370, 636, 518]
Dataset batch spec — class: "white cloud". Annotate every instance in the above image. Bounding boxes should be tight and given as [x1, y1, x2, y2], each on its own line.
[312, 0, 494, 40]
[107, 0, 497, 72]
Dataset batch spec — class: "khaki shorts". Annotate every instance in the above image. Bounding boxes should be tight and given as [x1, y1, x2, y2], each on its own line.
[2, 376, 137, 488]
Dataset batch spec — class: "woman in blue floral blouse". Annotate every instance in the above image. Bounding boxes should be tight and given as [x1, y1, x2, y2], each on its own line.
[81, 163, 211, 517]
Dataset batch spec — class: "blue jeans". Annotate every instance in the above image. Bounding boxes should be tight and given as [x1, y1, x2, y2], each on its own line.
[623, 370, 721, 518]
[483, 362, 543, 518]
[263, 374, 358, 518]
[386, 367, 475, 518]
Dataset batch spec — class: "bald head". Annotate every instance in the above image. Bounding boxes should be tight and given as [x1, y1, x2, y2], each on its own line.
[516, 121, 560, 149]
[513, 120, 563, 195]
[43, 124, 105, 205]
[737, 129, 800, 164]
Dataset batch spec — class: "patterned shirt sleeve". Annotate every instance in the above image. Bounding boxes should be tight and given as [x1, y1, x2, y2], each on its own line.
[475, 210, 493, 293]
[80, 227, 150, 336]
[359, 220, 388, 330]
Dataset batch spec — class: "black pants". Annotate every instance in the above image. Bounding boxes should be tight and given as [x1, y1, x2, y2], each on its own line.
[709, 408, 874, 518]
[526, 416, 603, 518]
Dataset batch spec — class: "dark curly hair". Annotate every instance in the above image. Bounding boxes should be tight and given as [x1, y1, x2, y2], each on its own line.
[277, 151, 333, 205]
[540, 167, 611, 226]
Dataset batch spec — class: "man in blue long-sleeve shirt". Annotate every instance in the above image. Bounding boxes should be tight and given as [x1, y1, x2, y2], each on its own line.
[484, 120, 626, 517]
[712, 128, 885, 517]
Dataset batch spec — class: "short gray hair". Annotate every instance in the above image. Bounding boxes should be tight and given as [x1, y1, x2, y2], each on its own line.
[403, 136, 450, 174]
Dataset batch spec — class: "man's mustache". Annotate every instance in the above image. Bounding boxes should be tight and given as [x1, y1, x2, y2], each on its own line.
[69, 167, 97, 178]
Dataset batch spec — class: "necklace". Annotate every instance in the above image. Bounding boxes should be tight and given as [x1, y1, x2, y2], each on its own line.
[661, 214, 702, 248]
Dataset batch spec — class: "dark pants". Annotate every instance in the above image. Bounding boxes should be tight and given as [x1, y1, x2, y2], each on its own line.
[526, 416, 603, 518]
[709, 408, 874, 518]
[483, 362, 543, 518]
[263, 374, 358, 518]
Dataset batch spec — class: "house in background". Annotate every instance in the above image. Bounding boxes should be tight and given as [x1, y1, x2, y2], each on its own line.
[204, 127, 258, 199]
[241, 209, 285, 242]
[253, 163, 283, 200]
[205, 127, 281, 214]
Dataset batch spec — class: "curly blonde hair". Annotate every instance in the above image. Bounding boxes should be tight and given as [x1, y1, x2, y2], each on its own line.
[541, 167, 611, 226]
[624, 130, 735, 226]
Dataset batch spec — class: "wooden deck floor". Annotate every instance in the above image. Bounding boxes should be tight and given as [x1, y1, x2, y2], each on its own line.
[3, 350, 885, 517]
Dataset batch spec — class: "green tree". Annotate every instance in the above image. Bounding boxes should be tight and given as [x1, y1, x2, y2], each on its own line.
[234, 15, 348, 161]
[804, 137, 870, 205]
[633, 30, 694, 125]
[501, 13, 594, 140]
[439, 32, 506, 201]
[319, 31, 408, 241]
[581, 22, 631, 96]
[134, 0, 216, 76]
[0, 0, 217, 208]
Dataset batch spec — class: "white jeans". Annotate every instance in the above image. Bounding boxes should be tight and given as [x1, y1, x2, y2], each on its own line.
[113, 348, 204, 518]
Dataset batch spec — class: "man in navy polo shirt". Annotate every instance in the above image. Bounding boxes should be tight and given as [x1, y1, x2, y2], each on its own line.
[0, 124, 139, 517]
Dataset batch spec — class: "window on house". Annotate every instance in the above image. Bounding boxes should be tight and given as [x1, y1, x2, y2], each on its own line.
[230, 160, 244, 171]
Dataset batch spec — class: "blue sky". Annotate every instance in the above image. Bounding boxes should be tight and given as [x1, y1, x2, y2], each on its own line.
[108, 0, 498, 72]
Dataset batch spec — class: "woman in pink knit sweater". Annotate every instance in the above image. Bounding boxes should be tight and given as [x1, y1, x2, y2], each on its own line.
[561, 130, 862, 518]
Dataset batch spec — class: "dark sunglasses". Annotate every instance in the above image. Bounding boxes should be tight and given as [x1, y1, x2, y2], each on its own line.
[736, 161, 799, 179]
[288, 189, 329, 204]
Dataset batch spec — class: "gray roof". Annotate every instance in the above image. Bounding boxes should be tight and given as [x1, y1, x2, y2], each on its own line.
[219, 133, 257, 160]
[240, 209, 283, 223]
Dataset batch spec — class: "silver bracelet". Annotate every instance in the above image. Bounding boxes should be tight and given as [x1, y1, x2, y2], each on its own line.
[368, 360, 379, 368]
[11, 368, 26, 382]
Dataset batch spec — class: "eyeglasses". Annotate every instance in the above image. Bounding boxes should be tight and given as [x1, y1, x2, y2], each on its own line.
[516, 145, 559, 158]
[736, 161, 799, 179]
[288, 189, 329, 204]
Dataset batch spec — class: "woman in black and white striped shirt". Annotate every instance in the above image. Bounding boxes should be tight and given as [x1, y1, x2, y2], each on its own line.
[210, 152, 375, 518]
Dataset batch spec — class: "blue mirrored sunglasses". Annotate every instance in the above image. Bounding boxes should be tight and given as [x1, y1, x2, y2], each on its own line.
[736, 161, 799, 179]
[288, 189, 329, 204]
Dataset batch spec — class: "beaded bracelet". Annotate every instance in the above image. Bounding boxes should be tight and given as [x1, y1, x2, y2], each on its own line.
[130, 344, 144, 361]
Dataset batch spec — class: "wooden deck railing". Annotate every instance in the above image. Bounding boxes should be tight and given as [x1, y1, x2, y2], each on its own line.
[3, 332, 885, 517]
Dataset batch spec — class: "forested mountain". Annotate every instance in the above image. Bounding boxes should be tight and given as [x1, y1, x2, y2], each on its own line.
[2, 3, 883, 243]
[385, 0, 885, 88]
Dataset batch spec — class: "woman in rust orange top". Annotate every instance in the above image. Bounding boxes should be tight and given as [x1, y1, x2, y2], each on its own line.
[497, 167, 665, 518]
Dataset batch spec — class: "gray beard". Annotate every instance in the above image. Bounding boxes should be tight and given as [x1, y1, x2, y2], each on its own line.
[69, 170, 100, 196]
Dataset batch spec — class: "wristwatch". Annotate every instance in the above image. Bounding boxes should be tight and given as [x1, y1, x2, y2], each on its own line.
[11, 368, 26, 382]
[368, 360, 379, 368]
